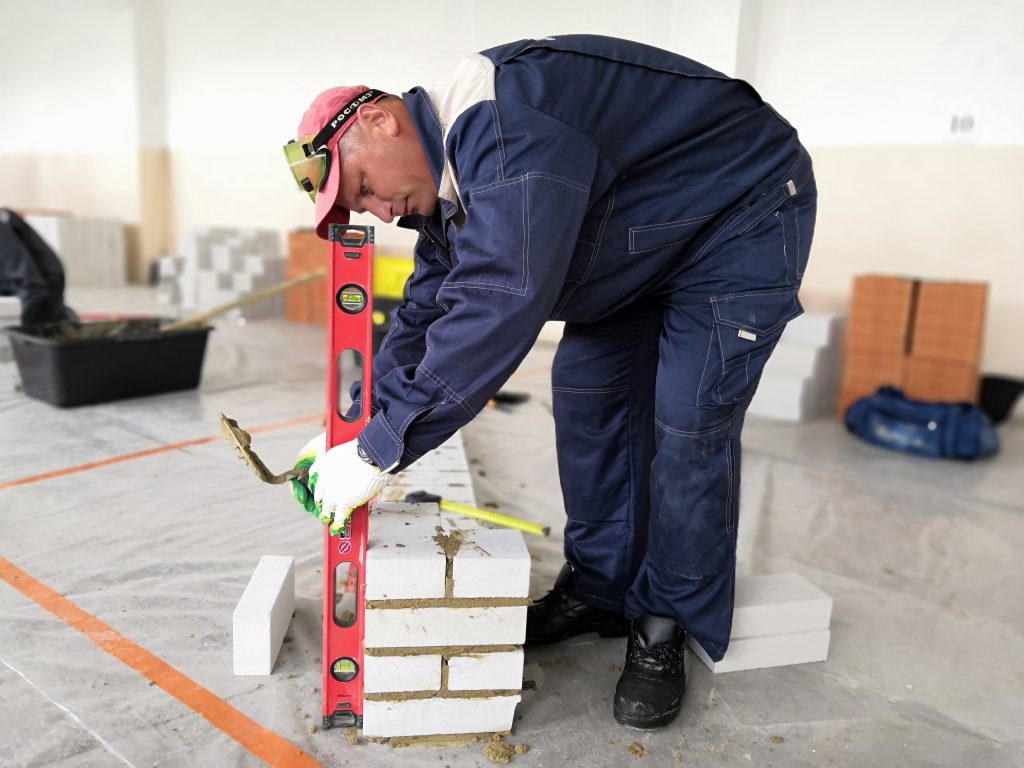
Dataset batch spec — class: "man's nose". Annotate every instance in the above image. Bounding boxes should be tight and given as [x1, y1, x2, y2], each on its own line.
[367, 197, 394, 223]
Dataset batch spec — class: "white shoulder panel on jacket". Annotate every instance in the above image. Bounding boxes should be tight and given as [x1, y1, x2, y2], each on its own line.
[425, 53, 496, 213]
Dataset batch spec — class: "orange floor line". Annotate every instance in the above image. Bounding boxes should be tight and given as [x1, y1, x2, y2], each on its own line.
[0, 557, 324, 768]
[0, 412, 323, 491]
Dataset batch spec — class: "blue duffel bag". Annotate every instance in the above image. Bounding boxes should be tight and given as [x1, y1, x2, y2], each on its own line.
[844, 386, 999, 460]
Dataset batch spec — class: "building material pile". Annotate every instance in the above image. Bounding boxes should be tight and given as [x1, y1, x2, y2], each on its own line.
[361, 500, 529, 738]
[688, 572, 832, 673]
[24, 213, 126, 286]
[157, 228, 284, 321]
[838, 275, 988, 415]
[748, 311, 844, 421]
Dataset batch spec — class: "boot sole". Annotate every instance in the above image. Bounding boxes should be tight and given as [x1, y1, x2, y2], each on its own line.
[612, 706, 680, 730]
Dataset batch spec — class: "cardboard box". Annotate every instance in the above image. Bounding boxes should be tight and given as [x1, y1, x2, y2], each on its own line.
[911, 281, 988, 366]
[837, 348, 905, 416]
[285, 231, 327, 325]
[846, 275, 914, 354]
[838, 275, 987, 417]
[903, 356, 978, 403]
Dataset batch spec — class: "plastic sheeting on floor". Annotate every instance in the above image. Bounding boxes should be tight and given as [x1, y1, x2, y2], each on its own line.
[2, 289, 1022, 767]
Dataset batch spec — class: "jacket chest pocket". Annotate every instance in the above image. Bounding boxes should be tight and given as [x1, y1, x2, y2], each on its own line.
[697, 287, 803, 407]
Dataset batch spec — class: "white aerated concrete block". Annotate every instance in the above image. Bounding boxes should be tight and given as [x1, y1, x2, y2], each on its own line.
[364, 606, 527, 648]
[452, 529, 530, 598]
[732, 573, 832, 639]
[749, 310, 844, 421]
[363, 654, 442, 694]
[447, 649, 524, 691]
[25, 215, 126, 285]
[232, 556, 295, 675]
[689, 629, 831, 673]
[365, 502, 446, 600]
[362, 696, 521, 738]
[784, 312, 843, 347]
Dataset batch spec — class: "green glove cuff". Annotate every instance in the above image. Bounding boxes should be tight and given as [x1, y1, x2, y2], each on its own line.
[290, 456, 319, 517]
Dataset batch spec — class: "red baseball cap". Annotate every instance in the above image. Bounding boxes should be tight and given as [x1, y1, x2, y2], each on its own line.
[293, 86, 388, 239]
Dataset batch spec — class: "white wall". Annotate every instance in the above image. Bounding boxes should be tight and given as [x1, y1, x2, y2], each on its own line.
[0, 0, 1022, 373]
[0, 0, 138, 152]
[749, 0, 1024, 146]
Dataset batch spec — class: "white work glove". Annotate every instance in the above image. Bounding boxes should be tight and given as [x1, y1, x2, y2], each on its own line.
[302, 433, 392, 535]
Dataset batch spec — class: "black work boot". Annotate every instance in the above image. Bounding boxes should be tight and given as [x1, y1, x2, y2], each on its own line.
[613, 613, 686, 729]
[525, 564, 629, 645]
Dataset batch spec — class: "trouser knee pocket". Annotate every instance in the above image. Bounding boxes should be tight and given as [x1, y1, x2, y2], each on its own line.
[651, 414, 737, 577]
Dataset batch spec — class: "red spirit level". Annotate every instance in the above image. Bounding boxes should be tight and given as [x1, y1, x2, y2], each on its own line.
[321, 224, 375, 730]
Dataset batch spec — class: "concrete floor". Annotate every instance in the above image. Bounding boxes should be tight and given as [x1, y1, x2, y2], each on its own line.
[1, 288, 1022, 768]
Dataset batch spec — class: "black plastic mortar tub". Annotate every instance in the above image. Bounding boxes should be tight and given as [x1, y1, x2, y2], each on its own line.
[4, 319, 212, 407]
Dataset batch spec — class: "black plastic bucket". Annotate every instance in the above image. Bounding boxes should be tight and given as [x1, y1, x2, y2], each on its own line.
[4, 319, 212, 407]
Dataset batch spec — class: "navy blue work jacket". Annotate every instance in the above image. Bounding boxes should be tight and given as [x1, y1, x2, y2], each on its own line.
[356, 34, 805, 472]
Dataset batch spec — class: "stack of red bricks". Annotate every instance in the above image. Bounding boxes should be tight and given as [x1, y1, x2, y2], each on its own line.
[837, 275, 988, 416]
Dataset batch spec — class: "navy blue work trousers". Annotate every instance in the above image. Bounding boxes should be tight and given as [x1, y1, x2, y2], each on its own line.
[552, 158, 817, 662]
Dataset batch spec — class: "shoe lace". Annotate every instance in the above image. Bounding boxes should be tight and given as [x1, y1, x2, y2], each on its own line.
[629, 639, 682, 674]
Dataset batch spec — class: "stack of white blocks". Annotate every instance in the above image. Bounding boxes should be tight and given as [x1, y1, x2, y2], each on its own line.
[381, 430, 479, 512]
[748, 312, 844, 421]
[24, 214, 126, 286]
[688, 572, 832, 673]
[361, 500, 530, 738]
[157, 228, 284, 320]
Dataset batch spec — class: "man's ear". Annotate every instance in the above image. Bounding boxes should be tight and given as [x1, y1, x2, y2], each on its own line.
[356, 103, 400, 138]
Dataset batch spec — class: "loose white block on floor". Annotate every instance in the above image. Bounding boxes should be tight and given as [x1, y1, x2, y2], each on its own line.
[689, 629, 831, 673]
[232, 555, 295, 675]
[731, 572, 833, 639]
[688, 572, 832, 673]
[362, 696, 521, 739]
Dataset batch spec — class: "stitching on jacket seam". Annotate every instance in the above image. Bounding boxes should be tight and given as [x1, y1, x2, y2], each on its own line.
[522, 171, 530, 294]
[487, 100, 505, 180]
[794, 203, 804, 278]
[467, 172, 590, 196]
[778, 210, 790, 278]
[442, 281, 526, 295]
[421, 365, 476, 419]
[551, 385, 630, 394]
[631, 213, 715, 233]
[654, 414, 734, 438]
[630, 236, 701, 256]
[696, 309, 716, 407]
[553, 184, 614, 316]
